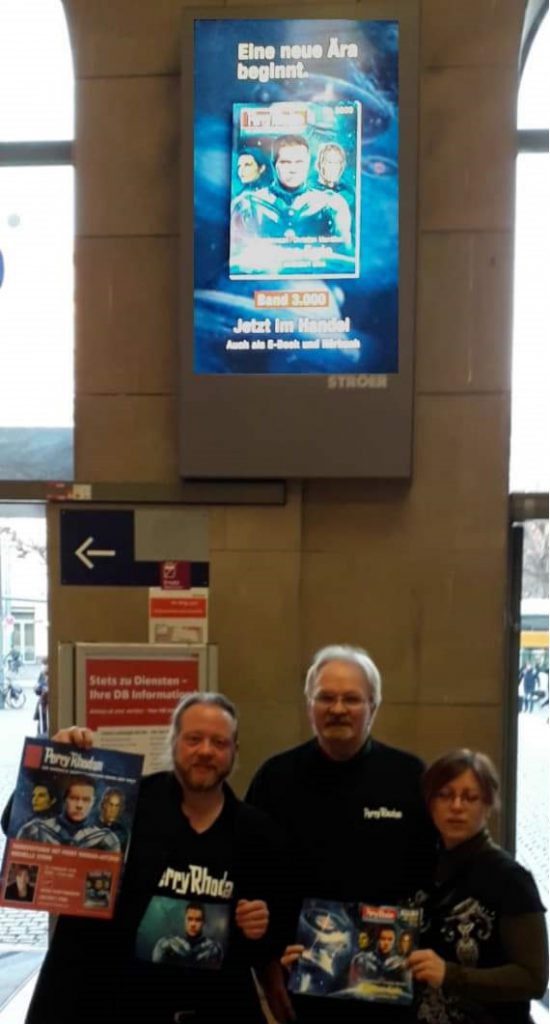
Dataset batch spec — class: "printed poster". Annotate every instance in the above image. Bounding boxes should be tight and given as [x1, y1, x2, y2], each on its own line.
[0, 738, 143, 919]
[136, 896, 231, 970]
[289, 899, 421, 1004]
[148, 588, 209, 645]
[76, 645, 206, 774]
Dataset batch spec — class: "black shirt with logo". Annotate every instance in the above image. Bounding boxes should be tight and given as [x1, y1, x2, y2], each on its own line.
[246, 738, 437, 1022]
[24, 773, 285, 1024]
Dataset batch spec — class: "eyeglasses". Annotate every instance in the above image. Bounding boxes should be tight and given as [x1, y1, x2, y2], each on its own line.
[434, 789, 482, 805]
[311, 692, 368, 709]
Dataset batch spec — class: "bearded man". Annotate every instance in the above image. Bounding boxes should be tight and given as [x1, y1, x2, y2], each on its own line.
[13, 694, 284, 1024]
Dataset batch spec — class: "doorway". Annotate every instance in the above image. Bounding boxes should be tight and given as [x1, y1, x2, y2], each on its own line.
[510, 516, 549, 1023]
[0, 504, 48, 1019]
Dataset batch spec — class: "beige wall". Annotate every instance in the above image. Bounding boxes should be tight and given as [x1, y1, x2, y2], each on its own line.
[53, 0, 523, 794]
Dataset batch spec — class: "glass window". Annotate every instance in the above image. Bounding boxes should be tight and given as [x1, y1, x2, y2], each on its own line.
[0, 167, 74, 429]
[510, 12, 549, 495]
[518, 14, 549, 131]
[0, 0, 73, 142]
[512, 20, 549, 1024]
[0, 0, 74, 481]
[510, 151, 549, 493]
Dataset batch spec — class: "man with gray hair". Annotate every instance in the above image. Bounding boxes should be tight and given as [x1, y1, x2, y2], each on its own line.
[247, 644, 435, 1023]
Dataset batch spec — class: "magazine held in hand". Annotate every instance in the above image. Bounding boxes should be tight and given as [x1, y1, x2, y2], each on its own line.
[1, 737, 143, 918]
[289, 899, 422, 1004]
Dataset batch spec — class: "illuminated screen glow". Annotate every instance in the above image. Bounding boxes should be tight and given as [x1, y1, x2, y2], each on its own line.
[193, 18, 399, 375]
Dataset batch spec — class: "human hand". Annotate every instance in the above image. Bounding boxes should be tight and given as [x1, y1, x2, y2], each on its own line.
[52, 726, 94, 748]
[407, 949, 446, 988]
[280, 944, 305, 971]
[235, 899, 269, 939]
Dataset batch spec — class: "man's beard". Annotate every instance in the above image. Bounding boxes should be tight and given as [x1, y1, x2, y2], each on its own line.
[176, 759, 234, 792]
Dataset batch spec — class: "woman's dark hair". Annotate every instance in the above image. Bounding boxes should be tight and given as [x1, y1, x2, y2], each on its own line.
[422, 749, 500, 810]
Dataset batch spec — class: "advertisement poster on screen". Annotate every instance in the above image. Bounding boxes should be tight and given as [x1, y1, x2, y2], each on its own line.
[75, 645, 207, 773]
[193, 17, 399, 375]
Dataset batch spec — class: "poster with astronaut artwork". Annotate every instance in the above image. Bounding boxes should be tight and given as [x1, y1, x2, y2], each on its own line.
[229, 100, 361, 279]
[289, 899, 421, 1004]
[0, 738, 143, 919]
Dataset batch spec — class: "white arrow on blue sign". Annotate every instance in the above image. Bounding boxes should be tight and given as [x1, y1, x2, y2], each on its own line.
[75, 536, 116, 570]
[60, 510, 160, 586]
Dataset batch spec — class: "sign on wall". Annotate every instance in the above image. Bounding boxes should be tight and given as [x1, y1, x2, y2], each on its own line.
[148, 588, 209, 645]
[75, 644, 209, 773]
[60, 510, 209, 588]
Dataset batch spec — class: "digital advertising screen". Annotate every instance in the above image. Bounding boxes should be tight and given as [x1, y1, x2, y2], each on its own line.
[193, 17, 400, 376]
[181, 3, 418, 479]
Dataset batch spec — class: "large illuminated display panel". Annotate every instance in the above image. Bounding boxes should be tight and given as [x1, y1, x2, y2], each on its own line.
[181, 3, 418, 478]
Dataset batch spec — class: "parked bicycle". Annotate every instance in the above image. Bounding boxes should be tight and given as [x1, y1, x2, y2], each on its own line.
[0, 670, 26, 709]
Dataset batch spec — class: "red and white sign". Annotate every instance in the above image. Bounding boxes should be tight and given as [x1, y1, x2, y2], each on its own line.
[76, 645, 207, 773]
[85, 656, 198, 728]
[148, 587, 209, 645]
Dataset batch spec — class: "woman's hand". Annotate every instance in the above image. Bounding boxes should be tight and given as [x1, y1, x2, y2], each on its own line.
[407, 949, 446, 988]
[235, 899, 269, 939]
[281, 944, 305, 970]
[52, 726, 94, 749]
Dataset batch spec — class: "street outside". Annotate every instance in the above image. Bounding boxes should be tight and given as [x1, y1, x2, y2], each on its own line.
[517, 709, 549, 909]
[516, 707, 549, 1023]
[0, 664, 49, 951]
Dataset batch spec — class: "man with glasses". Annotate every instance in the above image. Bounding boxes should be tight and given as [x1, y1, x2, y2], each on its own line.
[247, 644, 436, 1022]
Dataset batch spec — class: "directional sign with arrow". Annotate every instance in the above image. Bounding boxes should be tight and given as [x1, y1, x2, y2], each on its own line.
[61, 510, 161, 587]
[75, 537, 116, 570]
[61, 511, 209, 587]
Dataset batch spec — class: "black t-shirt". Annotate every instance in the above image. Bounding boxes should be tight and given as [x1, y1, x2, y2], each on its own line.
[417, 831, 545, 1024]
[247, 738, 435, 906]
[246, 738, 437, 1022]
[24, 773, 285, 1024]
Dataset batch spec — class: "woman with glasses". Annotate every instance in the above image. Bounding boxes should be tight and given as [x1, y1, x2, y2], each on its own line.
[408, 749, 548, 1023]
